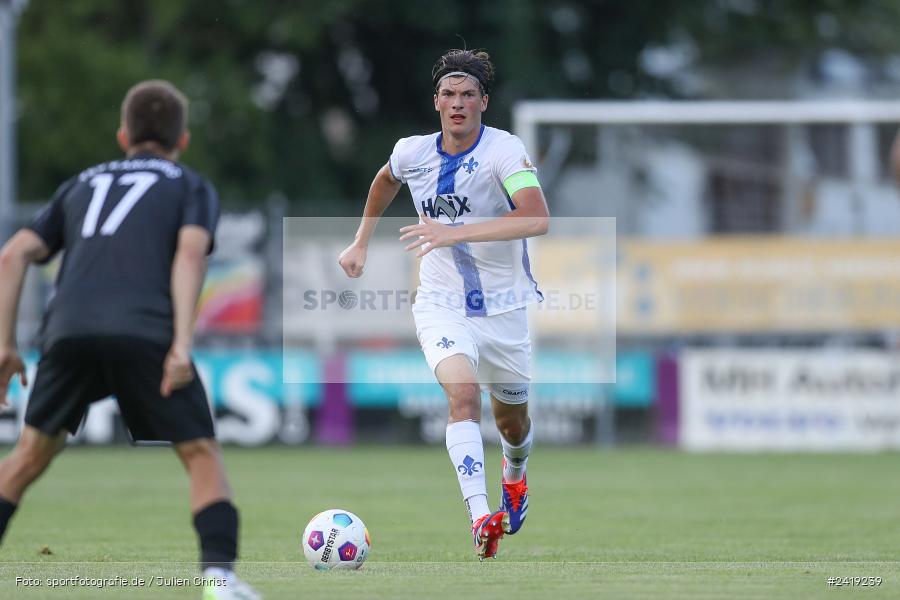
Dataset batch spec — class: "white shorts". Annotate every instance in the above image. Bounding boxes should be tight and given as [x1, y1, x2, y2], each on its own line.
[412, 301, 531, 404]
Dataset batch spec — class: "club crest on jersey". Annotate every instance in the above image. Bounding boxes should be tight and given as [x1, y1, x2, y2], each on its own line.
[461, 157, 479, 174]
[421, 195, 471, 222]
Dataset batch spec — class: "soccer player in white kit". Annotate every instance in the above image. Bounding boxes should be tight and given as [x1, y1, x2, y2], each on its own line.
[339, 49, 549, 560]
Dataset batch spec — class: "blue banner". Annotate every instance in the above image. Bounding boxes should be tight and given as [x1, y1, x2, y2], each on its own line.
[347, 350, 656, 408]
[614, 352, 656, 408]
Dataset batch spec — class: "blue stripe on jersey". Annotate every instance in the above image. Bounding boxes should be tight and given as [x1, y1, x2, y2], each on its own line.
[436, 155, 463, 195]
[505, 189, 541, 302]
[434, 133, 486, 317]
[452, 240, 487, 317]
[521, 239, 543, 301]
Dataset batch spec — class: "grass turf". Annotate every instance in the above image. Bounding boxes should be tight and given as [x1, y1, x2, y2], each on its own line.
[0, 446, 898, 599]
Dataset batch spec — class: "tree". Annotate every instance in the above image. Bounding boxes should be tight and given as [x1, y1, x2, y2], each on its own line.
[16, 0, 900, 208]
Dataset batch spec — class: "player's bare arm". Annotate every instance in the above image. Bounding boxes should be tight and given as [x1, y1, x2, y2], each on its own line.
[339, 163, 402, 278]
[0, 231, 51, 405]
[161, 225, 211, 397]
[399, 185, 549, 257]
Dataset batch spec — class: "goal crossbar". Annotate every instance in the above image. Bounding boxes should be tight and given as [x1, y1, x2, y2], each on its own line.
[513, 100, 900, 157]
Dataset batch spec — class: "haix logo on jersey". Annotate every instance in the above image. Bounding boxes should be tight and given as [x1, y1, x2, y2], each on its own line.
[420, 195, 471, 222]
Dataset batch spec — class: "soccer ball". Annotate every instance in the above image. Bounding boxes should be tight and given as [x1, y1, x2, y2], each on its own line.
[302, 509, 370, 571]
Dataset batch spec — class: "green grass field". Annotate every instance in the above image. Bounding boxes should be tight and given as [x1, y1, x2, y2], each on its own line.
[0, 446, 897, 599]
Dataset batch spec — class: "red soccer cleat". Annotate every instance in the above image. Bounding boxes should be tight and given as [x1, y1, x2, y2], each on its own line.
[472, 510, 508, 560]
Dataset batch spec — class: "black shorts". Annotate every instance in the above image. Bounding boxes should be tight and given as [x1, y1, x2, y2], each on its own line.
[25, 336, 215, 443]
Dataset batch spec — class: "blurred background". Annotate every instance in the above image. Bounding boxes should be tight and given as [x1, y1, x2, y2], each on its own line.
[3, 0, 900, 450]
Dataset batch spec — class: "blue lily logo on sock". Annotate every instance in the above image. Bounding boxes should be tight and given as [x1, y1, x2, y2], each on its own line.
[457, 455, 483, 476]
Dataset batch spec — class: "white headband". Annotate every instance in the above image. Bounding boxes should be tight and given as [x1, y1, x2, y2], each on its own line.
[436, 71, 481, 90]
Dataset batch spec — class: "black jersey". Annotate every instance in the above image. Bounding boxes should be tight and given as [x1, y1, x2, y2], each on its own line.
[26, 153, 219, 351]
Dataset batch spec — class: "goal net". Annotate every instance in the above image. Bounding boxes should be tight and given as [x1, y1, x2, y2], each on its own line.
[514, 100, 900, 237]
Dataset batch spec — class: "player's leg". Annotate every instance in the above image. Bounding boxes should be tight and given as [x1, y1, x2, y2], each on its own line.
[412, 301, 506, 559]
[172, 438, 239, 568]
[479, 307, 533, 535]
[0, 338, 106, 545]
[103, 337, 258, 599]
[173, 441, 259, 600]
[174, 437, 232, 513]
[491, 394, 532, 535]
[435, 355, 506, 560]
[435, 354, 490, 522]
[0, 426, 67, 543]
[492, 395, 532, 480]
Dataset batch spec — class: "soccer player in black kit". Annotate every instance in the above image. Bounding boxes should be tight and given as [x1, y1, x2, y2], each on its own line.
[0, 80, 260, 600]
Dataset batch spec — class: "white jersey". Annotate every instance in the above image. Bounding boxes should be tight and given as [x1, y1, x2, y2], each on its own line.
[389, 125, 543, 317]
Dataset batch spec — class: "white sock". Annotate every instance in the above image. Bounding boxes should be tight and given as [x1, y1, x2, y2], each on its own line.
[501, 419, 533, 483]
[446, 420, 489, 522]
[465, 494, 491, 523]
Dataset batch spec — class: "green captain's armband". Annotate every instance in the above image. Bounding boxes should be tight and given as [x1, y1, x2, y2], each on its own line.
[503, 171, 541, 197]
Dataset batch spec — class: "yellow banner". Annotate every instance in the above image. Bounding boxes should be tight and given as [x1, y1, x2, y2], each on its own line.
[530, 238, 615, 335]
[617, 237, 900, 333]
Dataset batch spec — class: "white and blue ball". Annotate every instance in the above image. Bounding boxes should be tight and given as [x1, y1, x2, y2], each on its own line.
[302, 509, 370, 570]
